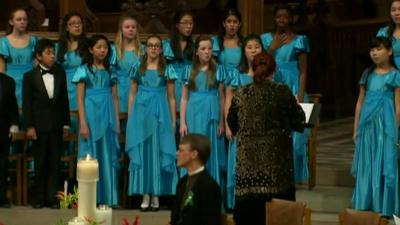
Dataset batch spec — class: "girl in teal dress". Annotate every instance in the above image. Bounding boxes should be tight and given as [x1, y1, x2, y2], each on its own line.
[180, 35, 226, 188]
[111, 14, 144, 114]
[260, 4, 310, 183]
[73, 35, 120, 206]
[0, 8, 37, 107]
[376, 0, 400, 68]
[225, 35, 263, 209]
[352, 36, 400, 217]
[163, 9, 194, 130]
[125, 35, 178, 211]
[56, 12, 88, 112]
[212, 9, 243, 73]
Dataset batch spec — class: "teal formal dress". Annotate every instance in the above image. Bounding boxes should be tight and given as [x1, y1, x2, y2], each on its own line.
[352, 69, 400, 217]
[377, 26, 400, 68]
[55, 43, 83, 111]
[183, 65, 227, 186]
[163, 39, 193, 115]
[226, 69, 253, 209]
[0, 35, 37, 106]
[110, 44, 144, 113]
[211, 36, 241, 85]
[261, 32, 311, 182]
[125, 62, 178, 195]
[72, 65, 120, 206]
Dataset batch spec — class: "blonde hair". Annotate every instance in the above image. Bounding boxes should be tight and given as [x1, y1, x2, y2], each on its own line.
[114, 14, 143, 59]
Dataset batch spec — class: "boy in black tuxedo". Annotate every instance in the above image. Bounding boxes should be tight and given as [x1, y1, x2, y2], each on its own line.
[22, 39, 70, 209]
[170, 134, 222, 225]
[0, 73, 19, 208]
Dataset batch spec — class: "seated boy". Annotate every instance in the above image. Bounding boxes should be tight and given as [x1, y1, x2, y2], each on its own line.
[170, 134, 221, 225]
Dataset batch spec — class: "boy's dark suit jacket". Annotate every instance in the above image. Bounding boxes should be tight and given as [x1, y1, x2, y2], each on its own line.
[0, 73, 19, 142]
[22, 65, 70, 131]
[171, 170, 222, 225]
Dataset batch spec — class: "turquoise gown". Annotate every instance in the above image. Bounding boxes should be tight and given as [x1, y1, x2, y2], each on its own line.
[226, 69, 253, 210]
[163, 39, 193, 116]
[125, 62, 178, 196]
[72, 65, 120, 206]
[377, 26, 400, 68]
[352, 69, 400, 217]
[183, 65, 226, 186]
[0, 35, 37, 106]
[55, 43, 83, 111]
[110, 44, 143, 113]
[261, 32, 311, 183]
[211, 36, 241, 83]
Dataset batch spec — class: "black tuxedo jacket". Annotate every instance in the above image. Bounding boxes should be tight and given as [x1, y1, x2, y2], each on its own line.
[22, 65, 70, 132]
[171, 170, 222, 225]
[0, 73, 19, 142]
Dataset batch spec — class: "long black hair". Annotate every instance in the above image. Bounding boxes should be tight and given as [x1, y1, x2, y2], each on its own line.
[57, 12, 88, 63]
[388, 1, 400, 39]
[84, 34, 112, 75]
[169, 9, 194, 62]
[362, 36, 396, 87]
[217, 8, 243, 51]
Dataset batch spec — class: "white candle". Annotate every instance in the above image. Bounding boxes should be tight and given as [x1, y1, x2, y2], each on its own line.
[96, 205, 112, 225]
[64, 180, 68, 197]
[68, 217, 85, 225]
[77, 154, 99, 221]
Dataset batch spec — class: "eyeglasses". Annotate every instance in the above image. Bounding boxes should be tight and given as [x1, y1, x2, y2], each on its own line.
[179, 21, 194, 27]
[147, 44, 161, 49]
[68, 22, 82, 27]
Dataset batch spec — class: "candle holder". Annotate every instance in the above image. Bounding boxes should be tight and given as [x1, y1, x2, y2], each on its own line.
[96, 204, 113, 225]
[68, 217, 85, 225]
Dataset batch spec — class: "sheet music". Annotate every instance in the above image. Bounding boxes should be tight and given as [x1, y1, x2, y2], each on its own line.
[300, 103, 314, 123]
[394, 214, 400, 225]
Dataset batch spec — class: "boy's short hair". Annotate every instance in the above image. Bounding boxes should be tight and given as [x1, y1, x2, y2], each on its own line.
[34, 38, 55, 57]
[180, 134, 211, 165]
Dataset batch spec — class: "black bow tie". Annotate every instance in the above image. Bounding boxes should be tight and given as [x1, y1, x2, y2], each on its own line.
[40, 68, 53, 76]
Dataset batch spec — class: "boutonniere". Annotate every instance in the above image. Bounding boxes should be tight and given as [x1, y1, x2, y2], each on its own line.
[183, 191, 194, 208]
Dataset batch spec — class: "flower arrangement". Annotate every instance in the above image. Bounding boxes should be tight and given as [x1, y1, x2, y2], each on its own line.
[56, 186, 78, 209]
[122, 215, 140, 225]
[183, 191, 194, 208]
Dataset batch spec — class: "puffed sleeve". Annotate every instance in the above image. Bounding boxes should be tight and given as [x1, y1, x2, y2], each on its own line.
[72, 65, 88, 83]
[110, 70, 118, 85]
[165, 64, 178, 80]
[181, 65, 192, 85]
[377, 26, 390, 37]
[128, 61, 141, 80]
[0, 37, 10, 59]
[216, 65, 226, 83]
[211, 35, 221, 56]
[226, 68, 240, 88]
[387, 70, 400, 88]
[359, 68, 371, 86]
[162, 39, 175, 60]
[294, 35, 310, 54]
[260, 32, 273, 50]
[109, 43, 118, 66]
[30, 35, 38, 51]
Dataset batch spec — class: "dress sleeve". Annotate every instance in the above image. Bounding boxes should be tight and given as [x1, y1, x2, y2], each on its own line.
[109, 43, 118, 66]
[359, 68, 370, 86]
[162, 39, 175, 60]
[211, 35, 221, 56]
[165, 64, 178, 80]
[72, 65, 88, 83]
[377, 26, 389, 37]
[30, 35, 38, 53]
[181, 65, 192, 85]
[0, 37, 10, 59]
[294, 35, 310, 54]
[216, 65, 226, 83]
[260, 33, 273, 50]
[388, 70, 400, 88]
[110, 70, 118, 85]
[129, 61, 141, 80]
[226, 68, 240, 89]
